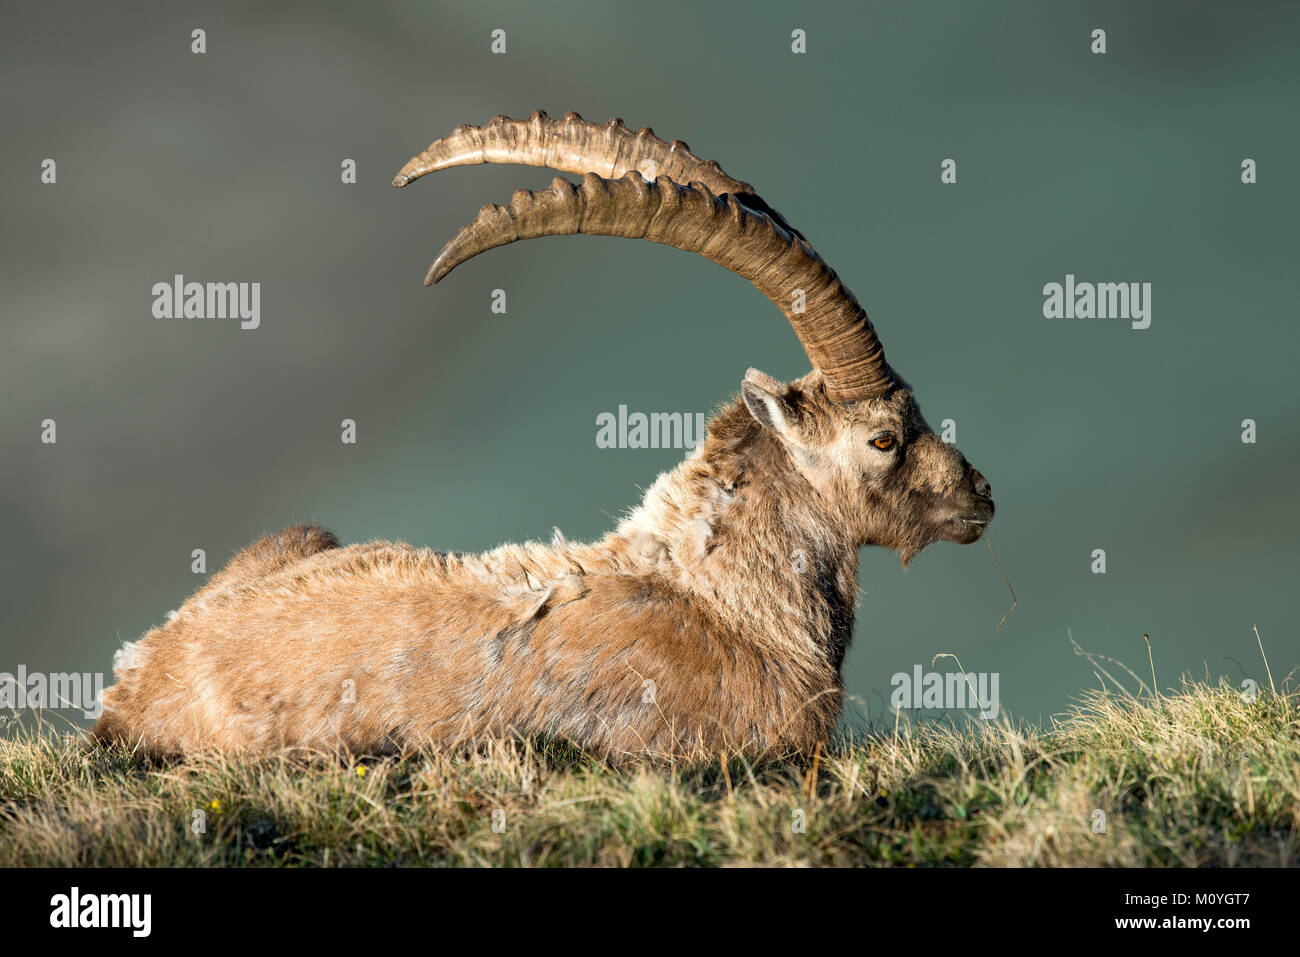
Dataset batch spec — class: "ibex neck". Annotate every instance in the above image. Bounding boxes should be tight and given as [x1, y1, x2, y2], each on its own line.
[609, 406, 859, 671]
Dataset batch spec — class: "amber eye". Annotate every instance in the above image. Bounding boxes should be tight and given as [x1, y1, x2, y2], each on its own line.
[871, 434, 895, 451]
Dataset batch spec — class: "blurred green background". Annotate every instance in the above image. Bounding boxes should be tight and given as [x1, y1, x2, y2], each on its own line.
[3, 0, 1296, 728]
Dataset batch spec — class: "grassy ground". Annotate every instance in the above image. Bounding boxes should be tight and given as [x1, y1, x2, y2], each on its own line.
[0, 680, 1296, 866]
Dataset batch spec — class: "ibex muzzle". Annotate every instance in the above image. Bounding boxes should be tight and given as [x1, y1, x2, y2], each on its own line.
[93, 111, 995, 760]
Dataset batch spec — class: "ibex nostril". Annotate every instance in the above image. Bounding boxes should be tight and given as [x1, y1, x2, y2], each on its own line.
[971, 469, 992, 499]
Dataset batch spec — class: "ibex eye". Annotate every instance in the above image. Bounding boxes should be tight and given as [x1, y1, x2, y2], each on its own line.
[871, 434, 895, 451]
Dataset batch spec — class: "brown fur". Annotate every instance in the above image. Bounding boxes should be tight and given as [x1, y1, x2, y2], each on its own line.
[92, 371, 992, 760]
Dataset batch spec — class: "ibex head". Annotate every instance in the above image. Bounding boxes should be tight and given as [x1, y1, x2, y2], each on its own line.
[395, 111, 993, 567]
[735, 369, 992, 566]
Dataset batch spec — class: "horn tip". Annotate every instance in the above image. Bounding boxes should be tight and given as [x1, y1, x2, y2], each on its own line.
[392, 159, 426, 187]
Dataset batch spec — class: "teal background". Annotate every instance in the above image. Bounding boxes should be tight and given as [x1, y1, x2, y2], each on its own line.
[2, 0, 1297, 728]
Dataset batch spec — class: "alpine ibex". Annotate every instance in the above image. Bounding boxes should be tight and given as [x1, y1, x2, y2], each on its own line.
[93, 111, 995, 760]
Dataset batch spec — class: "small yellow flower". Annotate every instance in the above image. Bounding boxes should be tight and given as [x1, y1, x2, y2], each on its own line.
[356, 765, 367, 778]
[208, 799, 222, 813]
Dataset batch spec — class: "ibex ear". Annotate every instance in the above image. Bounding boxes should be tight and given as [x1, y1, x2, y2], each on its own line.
[741, 368, 802, 443]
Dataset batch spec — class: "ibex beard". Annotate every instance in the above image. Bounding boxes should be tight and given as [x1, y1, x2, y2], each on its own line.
[92, 112, 994, 762]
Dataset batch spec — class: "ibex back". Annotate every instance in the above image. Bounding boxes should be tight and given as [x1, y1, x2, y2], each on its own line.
[93, 111, 995, 760]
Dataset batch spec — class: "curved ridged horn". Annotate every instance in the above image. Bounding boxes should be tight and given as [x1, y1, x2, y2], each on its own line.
[419, 171, 895, 402]
[393, 110, 804, 240]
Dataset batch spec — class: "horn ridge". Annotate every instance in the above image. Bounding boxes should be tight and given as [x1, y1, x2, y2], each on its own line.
[393, 110, 806, 241]
[423, 171, 895, 401]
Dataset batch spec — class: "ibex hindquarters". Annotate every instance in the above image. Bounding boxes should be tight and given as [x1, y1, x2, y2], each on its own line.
[94, 111, 993, 760]
[199, 524, 340, 592]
